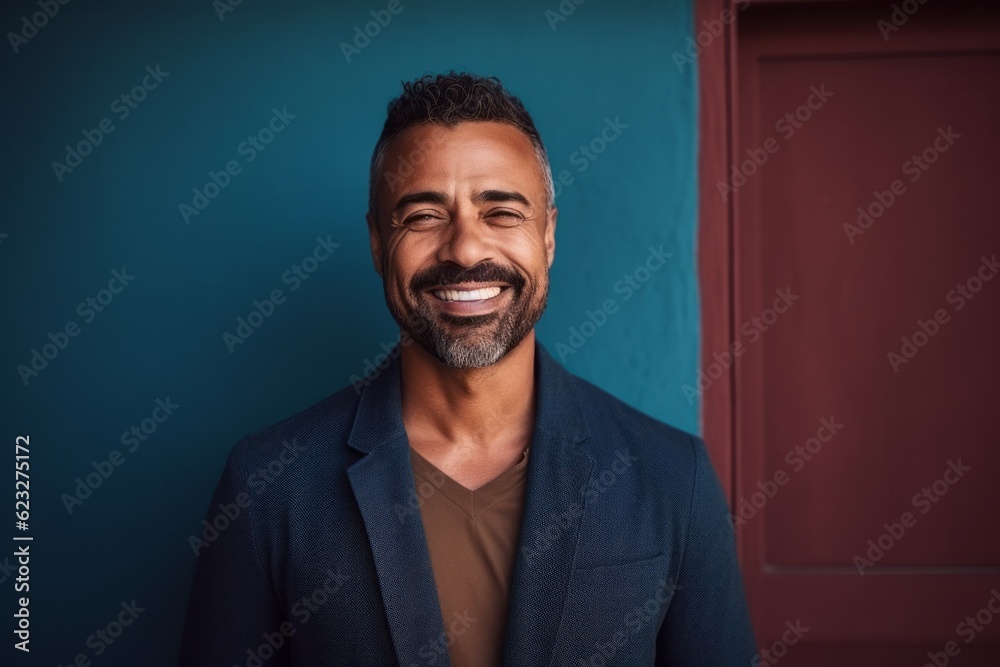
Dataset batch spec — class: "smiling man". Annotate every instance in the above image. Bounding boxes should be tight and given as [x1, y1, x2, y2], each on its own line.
[180, 72, 757, 666]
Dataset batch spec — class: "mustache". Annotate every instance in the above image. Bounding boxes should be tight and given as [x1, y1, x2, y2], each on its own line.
[410, 262, 526, 293]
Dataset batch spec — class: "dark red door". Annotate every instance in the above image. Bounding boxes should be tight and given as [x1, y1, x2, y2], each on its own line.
[699, 1, 1000, 664]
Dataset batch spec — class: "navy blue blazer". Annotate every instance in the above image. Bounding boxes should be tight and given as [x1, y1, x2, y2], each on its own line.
[180, 341, 757, 666]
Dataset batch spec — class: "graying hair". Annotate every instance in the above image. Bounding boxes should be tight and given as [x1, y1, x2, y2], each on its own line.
[368, 72, 555, 217]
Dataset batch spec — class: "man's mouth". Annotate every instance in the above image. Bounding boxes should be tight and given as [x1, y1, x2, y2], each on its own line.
[432, 286, 505, 302]
[423, 283, 512, 316]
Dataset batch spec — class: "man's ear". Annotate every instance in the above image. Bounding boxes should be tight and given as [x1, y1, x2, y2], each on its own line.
[544, 206, 557, 269]
[366, 211, 383, 278]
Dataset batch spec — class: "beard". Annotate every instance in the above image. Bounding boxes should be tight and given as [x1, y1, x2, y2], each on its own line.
[383, 260, 548, 369]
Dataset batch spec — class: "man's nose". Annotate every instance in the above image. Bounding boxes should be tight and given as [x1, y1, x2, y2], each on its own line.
[435, 210, 493, 268]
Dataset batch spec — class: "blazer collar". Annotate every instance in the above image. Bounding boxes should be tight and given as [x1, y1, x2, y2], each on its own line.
[346, 338, 595, 666]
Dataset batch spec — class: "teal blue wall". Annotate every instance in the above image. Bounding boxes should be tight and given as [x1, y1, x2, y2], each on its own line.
[0, 0, 697, 663]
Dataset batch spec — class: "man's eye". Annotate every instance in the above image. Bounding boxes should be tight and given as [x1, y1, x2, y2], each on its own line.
[404, 214, 444, 228]
[487, 210, 524, 226]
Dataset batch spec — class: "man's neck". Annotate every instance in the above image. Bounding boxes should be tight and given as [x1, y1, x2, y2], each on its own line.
[399, 332, 537, 482]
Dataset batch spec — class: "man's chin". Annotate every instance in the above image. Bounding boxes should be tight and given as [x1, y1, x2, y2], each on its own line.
[407, 317, 515, 368]
[430, 340, 511, 369]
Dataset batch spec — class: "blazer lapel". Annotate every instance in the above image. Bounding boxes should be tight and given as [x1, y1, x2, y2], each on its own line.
[502, 342, 595, 666]
[344, 340, 595, 667]
[346, 355, 450, 667]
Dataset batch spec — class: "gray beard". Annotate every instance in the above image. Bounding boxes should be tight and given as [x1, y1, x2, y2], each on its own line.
[386, 283, 548, 369]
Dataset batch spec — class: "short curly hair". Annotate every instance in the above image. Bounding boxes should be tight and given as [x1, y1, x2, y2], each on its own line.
[368, 71, 554, 216]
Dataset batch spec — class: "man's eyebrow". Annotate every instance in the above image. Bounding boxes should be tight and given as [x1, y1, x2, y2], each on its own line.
[473, 189, 532, 207]
[392, 189, 532, 215]
[392, 191, 449, 215]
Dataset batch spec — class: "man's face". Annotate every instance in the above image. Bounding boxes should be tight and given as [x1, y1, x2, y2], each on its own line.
[367, 121, 556, 368]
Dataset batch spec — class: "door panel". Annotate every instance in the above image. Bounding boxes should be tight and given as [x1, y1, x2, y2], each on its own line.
[721, 2, 1000, 664]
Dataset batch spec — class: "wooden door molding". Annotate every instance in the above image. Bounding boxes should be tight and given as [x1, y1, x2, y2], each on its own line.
[697, 0, 1000, 663]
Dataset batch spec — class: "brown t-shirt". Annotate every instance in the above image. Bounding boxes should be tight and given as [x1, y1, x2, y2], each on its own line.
[408, 446, 530, 667]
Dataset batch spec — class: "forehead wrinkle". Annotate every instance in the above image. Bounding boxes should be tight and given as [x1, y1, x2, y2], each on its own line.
[385, 126, 544, 203]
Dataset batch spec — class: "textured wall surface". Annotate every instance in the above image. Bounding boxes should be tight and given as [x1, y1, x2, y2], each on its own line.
[0, 0, 697, 663]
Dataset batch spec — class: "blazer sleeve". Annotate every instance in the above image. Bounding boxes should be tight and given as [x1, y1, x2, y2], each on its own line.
[179, 441, 291, 667]
[656, 435, 758, 665]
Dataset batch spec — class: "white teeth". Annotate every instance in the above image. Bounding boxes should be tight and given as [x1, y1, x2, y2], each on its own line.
[433, 286, 503, 302]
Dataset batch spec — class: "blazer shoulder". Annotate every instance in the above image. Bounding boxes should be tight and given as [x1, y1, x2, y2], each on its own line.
[224, 382, 361, 473]
[567, 371, 703, 471]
